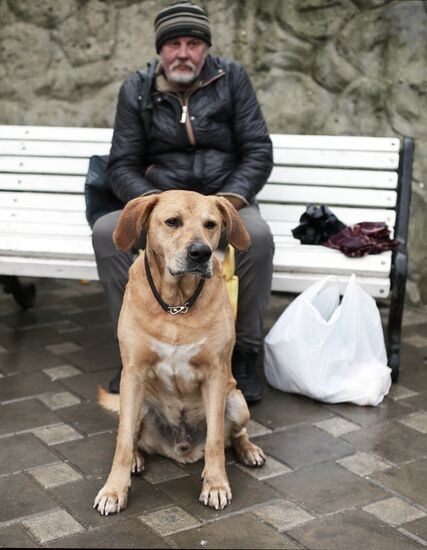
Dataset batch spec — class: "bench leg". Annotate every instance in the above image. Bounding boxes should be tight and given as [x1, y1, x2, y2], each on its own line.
[387, 250, 408, 383]
[0, 276, 36, 310]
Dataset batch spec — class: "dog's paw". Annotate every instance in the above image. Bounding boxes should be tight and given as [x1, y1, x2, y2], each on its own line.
[199, 477, 232, 510]
[131, 449, 145, 476]
[93, 485, 129, 516]
[235, 441, 266, 467]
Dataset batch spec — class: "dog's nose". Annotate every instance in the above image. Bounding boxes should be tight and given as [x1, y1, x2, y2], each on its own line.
[187, 242, 212, 263]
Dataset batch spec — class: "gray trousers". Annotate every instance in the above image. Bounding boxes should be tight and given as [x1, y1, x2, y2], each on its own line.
[92, 203, 274, 353]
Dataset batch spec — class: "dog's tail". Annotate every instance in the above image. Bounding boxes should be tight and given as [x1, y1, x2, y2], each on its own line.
[97, 386, 120, 414]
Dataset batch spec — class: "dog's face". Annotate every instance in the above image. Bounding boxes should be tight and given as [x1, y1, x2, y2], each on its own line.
[113, 190, 251, 278]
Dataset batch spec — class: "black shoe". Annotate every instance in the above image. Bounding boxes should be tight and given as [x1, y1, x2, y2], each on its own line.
[109, 367, 122, 394]
[232, 347, 263, 403]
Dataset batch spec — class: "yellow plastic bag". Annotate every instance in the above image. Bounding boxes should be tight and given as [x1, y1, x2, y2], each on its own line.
[223, 244, 238, 321]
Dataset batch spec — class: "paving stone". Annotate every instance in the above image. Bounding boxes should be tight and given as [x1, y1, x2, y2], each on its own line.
[139, 505, 201, 536]
[314, 416, 361, 437]
[246, 418, 273, 438]
[388, 384, 420, 401]
[401, 392, 427, 411]
[43, 365, 82, 381]
[403, 517, 427, 542]
[256, 425, 354, 469]
[0, 371, 63, 403]
[363, 497, 426, 526]
[402, 309, 427, 327]
[0, 347, 64, 375]
[168, 512, 299, 549]
[0, 524, 39, 547]
[159, 464, 282, 521]
[33, 423, 83, 446]
[57, 368, 117, 401]
[50, 476, 172, 528]
[23, 509, 85, 544]
[399, 411, 427, 433]
[288, 509, 423, 550]
[0, 398, 61, 436]
[56, 402, 118, 436]
[0, 473, 58, 522]
[253, 499, 315, 531]
[142, 455, 189, 484]
[46, 517, 166, 548]
[325, 398, 410, 429]
[371, 459, 427, 507]
[45, 342, 83, 355]
[404, 334, 427, 348]
[336, 452, 392, 476]
[250, 386, 332, 429]
[342, 422, 427, 464]
[38, 391, 81, 410]
[64, 307, 112, 328]
[53, 432, 115, 477]
[29, 462, 83, 488]
[59, 341, 121, 373]
[237, 454, 292, 481]
[0, 433, 59, 475]
[265, 461, 388, 515]
[0, 326, 66, 351]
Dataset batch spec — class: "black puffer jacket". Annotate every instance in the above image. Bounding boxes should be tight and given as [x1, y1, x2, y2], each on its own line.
[107, 55, 273, 205]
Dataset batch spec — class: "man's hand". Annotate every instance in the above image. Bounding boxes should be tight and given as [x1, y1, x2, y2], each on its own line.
[223, 195, 246, 211]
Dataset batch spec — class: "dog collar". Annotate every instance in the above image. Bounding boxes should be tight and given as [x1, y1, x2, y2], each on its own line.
[144, 250, 205, 315]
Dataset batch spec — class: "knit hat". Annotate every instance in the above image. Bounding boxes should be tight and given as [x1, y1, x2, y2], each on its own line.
[154, 1, 212, 53]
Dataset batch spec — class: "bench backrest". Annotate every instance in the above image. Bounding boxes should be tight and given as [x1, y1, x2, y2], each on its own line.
[0, 126, 411, 297]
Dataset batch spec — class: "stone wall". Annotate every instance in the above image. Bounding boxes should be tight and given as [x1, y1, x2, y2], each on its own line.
[1, 0, 426, 302]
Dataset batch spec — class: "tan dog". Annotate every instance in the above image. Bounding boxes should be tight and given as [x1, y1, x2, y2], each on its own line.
[94, 190, 265, 515]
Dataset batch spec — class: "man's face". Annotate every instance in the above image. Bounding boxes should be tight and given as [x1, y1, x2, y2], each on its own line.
[160, 36, 209, 86]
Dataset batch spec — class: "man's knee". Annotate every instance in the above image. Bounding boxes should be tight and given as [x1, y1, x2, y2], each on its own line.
[92, 211, 121, 258]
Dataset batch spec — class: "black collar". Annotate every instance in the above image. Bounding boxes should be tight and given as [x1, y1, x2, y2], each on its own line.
[144, 251, 205, 315]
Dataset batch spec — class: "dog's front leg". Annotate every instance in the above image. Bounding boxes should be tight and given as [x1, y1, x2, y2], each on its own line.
[200, 370, 232, 510]
[94, 367, 144, 516]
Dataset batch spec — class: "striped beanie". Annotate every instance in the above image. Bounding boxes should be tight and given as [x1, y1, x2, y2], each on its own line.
[154, 1, 212, 53]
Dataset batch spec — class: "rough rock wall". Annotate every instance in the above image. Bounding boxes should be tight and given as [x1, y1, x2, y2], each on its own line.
[1, 0, 426, 302]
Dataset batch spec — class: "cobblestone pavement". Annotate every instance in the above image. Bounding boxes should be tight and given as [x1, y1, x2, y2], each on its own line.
[0, 278, 426, 549]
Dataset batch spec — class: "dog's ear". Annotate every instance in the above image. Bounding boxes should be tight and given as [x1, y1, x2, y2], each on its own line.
[113, 194, 159, 251]
[215, 197, 251, 251]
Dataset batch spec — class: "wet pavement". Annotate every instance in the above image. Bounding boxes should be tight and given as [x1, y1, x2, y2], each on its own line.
[0, 278, 426, 548]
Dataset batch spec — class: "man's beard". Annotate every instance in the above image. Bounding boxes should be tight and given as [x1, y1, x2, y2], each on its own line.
[166, 60, 199, 84]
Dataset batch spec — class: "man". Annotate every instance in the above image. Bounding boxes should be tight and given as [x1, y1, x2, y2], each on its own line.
[92, 1, 274, 403]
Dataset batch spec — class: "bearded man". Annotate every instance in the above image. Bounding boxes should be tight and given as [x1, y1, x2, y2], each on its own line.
[92, 1, 274, 403]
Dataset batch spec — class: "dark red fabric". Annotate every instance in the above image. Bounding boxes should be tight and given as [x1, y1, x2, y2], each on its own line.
[324, 222, 399, 257]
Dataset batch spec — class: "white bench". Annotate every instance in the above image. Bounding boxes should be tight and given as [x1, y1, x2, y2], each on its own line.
[0, 126, 414, 381]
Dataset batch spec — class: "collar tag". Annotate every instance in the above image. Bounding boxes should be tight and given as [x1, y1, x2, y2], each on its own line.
[168, 305, 189, 315]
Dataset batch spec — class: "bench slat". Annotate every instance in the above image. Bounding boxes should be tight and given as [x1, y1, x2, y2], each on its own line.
[259, 203, 396, 227]
[268, 167, 398, 189]
[0, 140, 110, 158]
[0, 192, 85, 211]
[0, 174, 85, 193]
[0, 221, 91, 237]
[0, 255, 98, 280]
[274, 244, 391, 277]
[272, 272, 390, 298]
[0, 125, 113, 142]
[0, 156, 89, 175]
[0, 235, 94, 259]
[273, 148, 399, 169]
[0, 209, 87, 225]
[258, 184, 397, 208]
[271, 134, 400, 152]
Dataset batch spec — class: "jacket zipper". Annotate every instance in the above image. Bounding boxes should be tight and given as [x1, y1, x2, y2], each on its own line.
[159, 69, 226, 147]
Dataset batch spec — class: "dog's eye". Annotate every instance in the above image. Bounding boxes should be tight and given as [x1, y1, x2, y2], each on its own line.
[165, 217, 181, 228]
[204, 220, 217, 230]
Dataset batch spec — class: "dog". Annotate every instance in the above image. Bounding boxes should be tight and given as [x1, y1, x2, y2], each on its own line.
[94, 190, 265, 515]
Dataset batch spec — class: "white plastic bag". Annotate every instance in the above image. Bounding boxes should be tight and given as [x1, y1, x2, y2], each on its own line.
[264, 275, 391, 406]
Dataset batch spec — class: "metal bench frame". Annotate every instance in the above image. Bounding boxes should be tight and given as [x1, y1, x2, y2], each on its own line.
[0, 126, 414, 381]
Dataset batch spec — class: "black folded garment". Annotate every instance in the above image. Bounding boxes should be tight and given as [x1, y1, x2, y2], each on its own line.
[292, 204, 347, 245]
